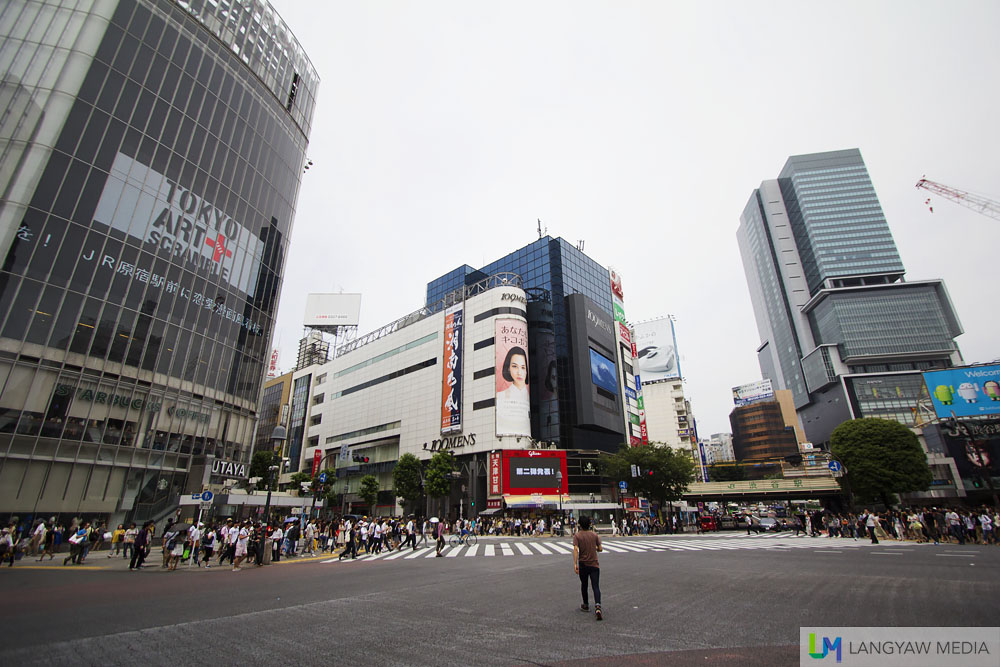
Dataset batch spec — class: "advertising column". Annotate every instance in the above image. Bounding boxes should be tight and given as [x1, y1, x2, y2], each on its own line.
[610, 268, 646, 445]
[496, 319, 531, 437]
[441, 304, 464, 434]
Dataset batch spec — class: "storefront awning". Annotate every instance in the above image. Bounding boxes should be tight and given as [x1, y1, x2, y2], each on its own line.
[477, 508, 502, 515]
[503, 494, 560, 509]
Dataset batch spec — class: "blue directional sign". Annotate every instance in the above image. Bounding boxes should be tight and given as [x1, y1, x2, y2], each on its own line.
[200, 491, 214, 502]
[318, 472, 327, 483]
[828, 461, 842, 473]
[619, 481, 627, 491]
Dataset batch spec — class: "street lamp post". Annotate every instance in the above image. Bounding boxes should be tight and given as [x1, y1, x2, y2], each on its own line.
[555, 470, 563, 536]
[263, 425, 287, 524]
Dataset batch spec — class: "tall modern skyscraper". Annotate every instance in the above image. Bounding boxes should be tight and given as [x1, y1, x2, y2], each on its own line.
[738, 149, 964, 446]
[0, 0, 316, 523]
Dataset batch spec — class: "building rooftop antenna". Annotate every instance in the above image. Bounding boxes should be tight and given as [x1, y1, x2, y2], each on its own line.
[576, 239, 585, 251]
[537, 218, 547, 239]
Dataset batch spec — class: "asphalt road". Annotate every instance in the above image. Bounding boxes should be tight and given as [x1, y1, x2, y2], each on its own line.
[1, 533, 998, 666]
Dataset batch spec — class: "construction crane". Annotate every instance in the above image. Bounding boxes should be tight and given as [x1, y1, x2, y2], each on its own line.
[915, 178, 1000, 221]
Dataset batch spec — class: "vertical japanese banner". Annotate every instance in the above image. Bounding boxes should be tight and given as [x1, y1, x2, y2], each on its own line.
[635, 372, 649, 445]
[440, 304, 463, 434]
[312, 449, 322, 476]
[495, 318, 531, 436]
[490, 451, 501, 495]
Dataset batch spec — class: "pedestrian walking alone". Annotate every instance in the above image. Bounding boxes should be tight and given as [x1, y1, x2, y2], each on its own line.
[573, 516, 603, 621]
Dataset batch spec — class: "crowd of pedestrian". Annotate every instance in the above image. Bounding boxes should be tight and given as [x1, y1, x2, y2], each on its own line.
[796, 507, 997, 545]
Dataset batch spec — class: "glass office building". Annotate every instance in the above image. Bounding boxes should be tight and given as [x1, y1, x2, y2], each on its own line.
[738, 150, 963, 446]
[427, 236, 623, 451]
[0, 0, 316, 522]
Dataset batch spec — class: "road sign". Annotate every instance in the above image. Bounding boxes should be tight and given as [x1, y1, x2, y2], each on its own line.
[318, 472, 327, 483]
[200, 501, 212, 510]
[828, 461, 843, 473]
[619, 481, 627, 491]
[200, 491, 214, 502]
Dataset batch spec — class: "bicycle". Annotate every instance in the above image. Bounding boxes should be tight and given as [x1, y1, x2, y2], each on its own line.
[448, 532, 478, 548]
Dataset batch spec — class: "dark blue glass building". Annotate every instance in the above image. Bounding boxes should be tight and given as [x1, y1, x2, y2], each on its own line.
[427, 236, 623, 452]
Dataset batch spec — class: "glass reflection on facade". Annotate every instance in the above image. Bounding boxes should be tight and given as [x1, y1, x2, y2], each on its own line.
[0, 0, 316, 521]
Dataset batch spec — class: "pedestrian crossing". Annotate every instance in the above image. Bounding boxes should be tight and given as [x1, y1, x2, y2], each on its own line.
[317, 534, 865, 565]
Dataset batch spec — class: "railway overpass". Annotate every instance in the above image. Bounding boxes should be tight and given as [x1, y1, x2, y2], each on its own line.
[683, 476, 843, 503]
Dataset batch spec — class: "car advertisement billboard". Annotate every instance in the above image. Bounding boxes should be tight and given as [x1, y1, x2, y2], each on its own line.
[496, 318, 531, 436]
[634, 318, 681, 382]
[502, 449, 568, 494]
[923, 365, 1000, 419]
[732, 379, 775, 406]
[440, 304, 464, 434]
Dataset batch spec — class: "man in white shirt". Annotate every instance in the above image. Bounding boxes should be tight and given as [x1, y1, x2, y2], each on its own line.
[304, 521, 316, 555]
[360, 520, 369, 554]
[219, 519, 237, 566]
[187, 525, 201, 566]
[402, 518, 417, 551]
[232, 522, 249, 571]
[271, 525, 284, 562]
[30, 520, 46, 557]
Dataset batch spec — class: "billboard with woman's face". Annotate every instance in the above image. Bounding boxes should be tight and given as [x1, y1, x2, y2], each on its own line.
[496, 319, 531, 437]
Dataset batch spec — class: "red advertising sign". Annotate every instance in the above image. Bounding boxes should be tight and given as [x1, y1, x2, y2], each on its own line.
[623, 496, 640, 509]
[440, 305, 464, 433]
[618, 322, 631, 346]
[630, 339, 638, 360]
[609, 268, 624, 300]
[629, 435, 641, 446]
[489, 451, 502, 495]
[312, 449, 322, 476]
[487, 498, 502, 509]
[501, 449, 567, 495]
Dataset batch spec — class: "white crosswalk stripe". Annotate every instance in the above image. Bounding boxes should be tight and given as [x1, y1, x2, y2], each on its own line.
[318, 534, 870, 567]
[404, 547, 435, 559]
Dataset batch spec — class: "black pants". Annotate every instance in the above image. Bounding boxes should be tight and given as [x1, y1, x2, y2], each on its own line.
[130, 545, 147, 569]
[219, 543, 235, 565]
[404, 533, 416, 550]
[579, 564, 601, 606]
[868, 526, 878, 544]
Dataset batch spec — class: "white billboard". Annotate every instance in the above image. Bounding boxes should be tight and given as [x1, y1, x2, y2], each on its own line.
[634, 318, 681, 382]
[732, 379, 775, 406]
[303, 293, 361, 328]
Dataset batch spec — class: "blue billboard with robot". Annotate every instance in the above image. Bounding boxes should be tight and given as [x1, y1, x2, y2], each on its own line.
[922, 364, 1000, 418]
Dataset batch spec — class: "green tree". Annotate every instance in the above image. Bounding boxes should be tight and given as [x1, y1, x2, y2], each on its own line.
[289, 471, 313, 495]
[830, 418, 932, 507]
[359, 474, 380, 516]
[393, 453, 424, 515]
[249, 450, 278, 490]
[424, 450, 455, 517]
[706, 463, 745, 482]
[600, 443, 696, 512]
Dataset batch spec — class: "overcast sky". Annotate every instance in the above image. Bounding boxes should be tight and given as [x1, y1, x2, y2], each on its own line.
[265, 0, 1000, 437]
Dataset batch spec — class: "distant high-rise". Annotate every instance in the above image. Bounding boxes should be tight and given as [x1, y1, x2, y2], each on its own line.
[738, 149, 964, 446]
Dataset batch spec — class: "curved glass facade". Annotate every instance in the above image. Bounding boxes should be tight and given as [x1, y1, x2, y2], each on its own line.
[0, 0, 316, 519]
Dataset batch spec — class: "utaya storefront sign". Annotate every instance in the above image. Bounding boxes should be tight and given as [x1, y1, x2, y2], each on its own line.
[211, 458, 247, 478]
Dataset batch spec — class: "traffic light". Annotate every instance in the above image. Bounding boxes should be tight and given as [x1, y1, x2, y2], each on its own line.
[352, 453, 369, 463]
[971, 476, 983, 489]
[646, 469, 654, 476]
[784, 454, 803, 466]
